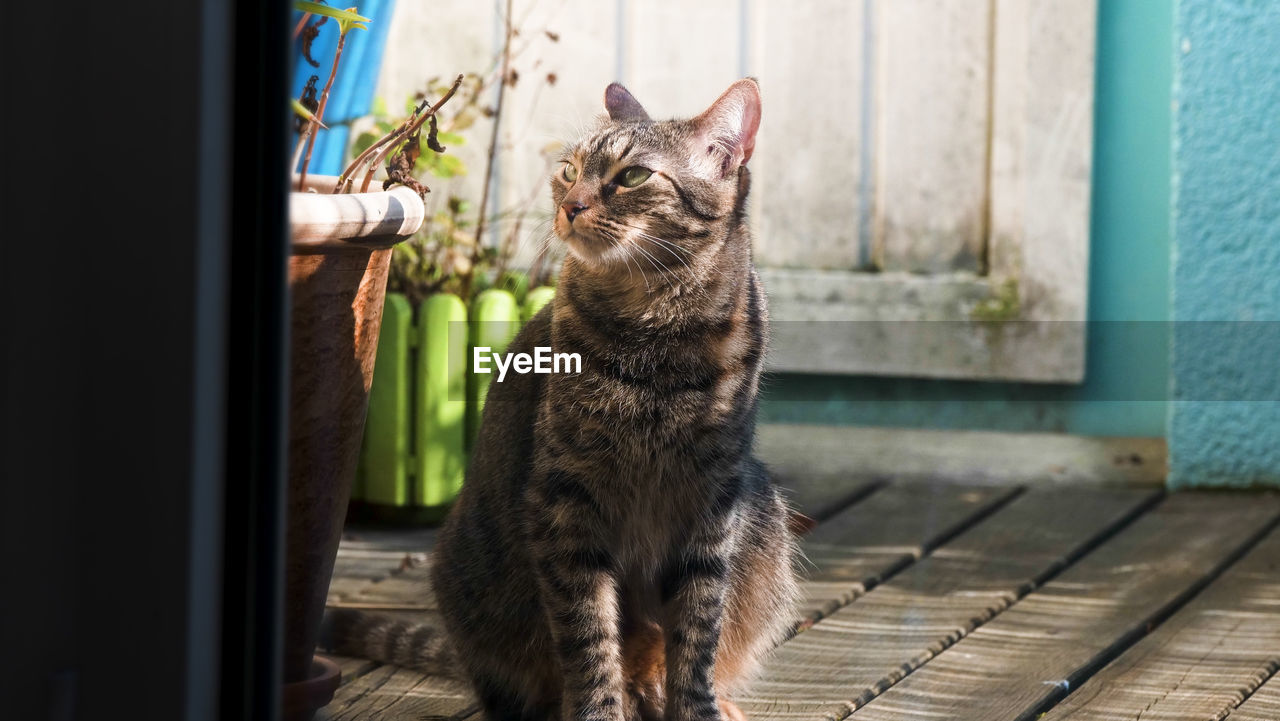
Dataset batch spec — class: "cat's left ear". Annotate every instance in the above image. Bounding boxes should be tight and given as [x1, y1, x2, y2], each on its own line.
[691, 78, 762, 178]
[604, 83, 651, 122]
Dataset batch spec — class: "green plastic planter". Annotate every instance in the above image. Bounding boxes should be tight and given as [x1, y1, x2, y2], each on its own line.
[468, 289, 521, 449]
[417, 293, 468, 506]
[356, 285, 551, 515]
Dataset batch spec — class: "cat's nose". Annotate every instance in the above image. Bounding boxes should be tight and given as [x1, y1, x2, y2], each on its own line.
[561, 202, 588, 224]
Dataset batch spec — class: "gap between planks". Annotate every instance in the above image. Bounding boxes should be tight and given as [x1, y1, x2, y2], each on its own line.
[791, 481, 1025, 629]
[1228, 668, 1280, 721]
[320, 480, 1021, 719]
[1040, 524, 1280, 721]
[845, 492, 1280, 721]
[740, 486, 1162, 721]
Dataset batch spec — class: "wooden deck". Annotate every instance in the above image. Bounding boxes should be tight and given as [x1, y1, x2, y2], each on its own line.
[318, 481, 1280, 721]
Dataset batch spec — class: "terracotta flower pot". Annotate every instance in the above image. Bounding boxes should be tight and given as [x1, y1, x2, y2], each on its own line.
[283, 175, 425, 721]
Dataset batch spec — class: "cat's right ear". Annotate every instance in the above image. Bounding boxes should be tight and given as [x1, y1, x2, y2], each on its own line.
[690, 78, 762, 179]
[604, 83, 651, 123]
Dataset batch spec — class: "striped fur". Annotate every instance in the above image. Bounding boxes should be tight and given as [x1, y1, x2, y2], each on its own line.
[320, 608, 456, 674]
[331, 80, 799, 721]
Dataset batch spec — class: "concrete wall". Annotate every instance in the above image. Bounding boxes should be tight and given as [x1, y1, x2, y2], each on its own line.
[1167, 0, 1280, 488]
[760, 0, 1173, 438]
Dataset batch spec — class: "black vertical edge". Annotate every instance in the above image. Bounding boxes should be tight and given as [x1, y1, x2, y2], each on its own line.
[2, 1, 285, 719]
[220, 0, 291, 720]
[189, 0, 232, 719]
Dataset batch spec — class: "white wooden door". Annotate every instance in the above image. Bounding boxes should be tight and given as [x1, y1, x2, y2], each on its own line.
[377, 0, 1096, 382]
[749, 0, 1096, 382]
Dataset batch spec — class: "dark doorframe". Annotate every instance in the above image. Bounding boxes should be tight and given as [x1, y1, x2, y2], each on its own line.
[5, 2, 290, 719]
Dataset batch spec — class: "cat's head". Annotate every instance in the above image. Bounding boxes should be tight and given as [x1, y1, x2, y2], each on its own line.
[551, 79, 761, 271]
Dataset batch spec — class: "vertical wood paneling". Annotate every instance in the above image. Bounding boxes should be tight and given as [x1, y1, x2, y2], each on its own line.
[874, 0, 993, 273]
[990, 0, 1095, 319]
[496, 0, 620, 268]
[750, 0, 865, 269]
[623, 0, 743, 118]
[987, 0, 1028, 283]
[366, 0, 1096, 380]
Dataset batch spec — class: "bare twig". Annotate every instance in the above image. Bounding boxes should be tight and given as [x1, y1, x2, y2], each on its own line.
[293, 12, 313, 40]
[465, 0, 514, 299]
[297, 28, 349, 190]
[334, 98, 427, 193]
[354, 74, 465, 193]
[291, 131, 311, 179]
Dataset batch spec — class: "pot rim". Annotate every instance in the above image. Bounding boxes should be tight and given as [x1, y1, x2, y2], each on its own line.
[290, 174, 425, 251]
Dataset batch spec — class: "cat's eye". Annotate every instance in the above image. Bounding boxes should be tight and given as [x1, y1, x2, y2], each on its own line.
[562, 163, 579, 183]
[616, 166, 652, 188]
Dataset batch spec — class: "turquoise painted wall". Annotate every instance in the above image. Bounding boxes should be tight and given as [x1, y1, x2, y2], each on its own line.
[1168, 0, 1280, 488]
[760, 0, 1174, 438]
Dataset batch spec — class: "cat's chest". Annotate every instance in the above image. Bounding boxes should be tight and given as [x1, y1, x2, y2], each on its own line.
[609, 467, 716, 568]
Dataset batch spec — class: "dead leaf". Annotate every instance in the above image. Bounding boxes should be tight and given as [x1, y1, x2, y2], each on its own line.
[425, 114, 446, 153]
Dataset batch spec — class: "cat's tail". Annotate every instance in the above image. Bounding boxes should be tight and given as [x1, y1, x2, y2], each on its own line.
[318, 608, 458, 676]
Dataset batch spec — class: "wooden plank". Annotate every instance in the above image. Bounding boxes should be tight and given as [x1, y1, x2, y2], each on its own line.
[738, 487, 1160, 721]
[622, 0, 742, 119]
[1229, 674, 1280, 721]
[336, 565, 440, 611]
[796, 482, 1021, 625]
[873, 0, 992, 273]
[751, 0, 865, 270]
[760, 271, 1088, 382]
[758, 0, 1095, 381]
[332, 550, 426, 578]
[1041, 528, 1280, 721]
[498, 0, 618, 268]
[330, 654, 380, 689]
[327, 552, 429, 604]
[757, 424, 1168, 490]
[847, 493, 1280, 721]
[987, 0, 1095, 324]
[777, 477, 883, 526]
[320, 663, 477, 721]
[327, 576, 382, 604]
[327, 528, 436, 603]
[338, 525, 439, 553]
[322, 484, 1015, 715]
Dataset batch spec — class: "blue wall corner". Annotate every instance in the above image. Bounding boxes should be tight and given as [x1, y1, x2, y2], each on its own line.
[1168, 0, 1280, 488]
[291, 0, 397, 176]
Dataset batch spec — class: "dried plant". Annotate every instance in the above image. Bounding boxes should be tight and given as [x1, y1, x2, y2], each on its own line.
[348, 2, 566, 305]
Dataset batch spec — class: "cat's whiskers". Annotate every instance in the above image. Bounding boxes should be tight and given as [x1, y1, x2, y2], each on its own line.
[635, 235, 697, 278]
[609, 220, 730, 283]
[607, 220, 693, 259]
[596, 219, 687, 282]
[528, 221, 559, 263]
[628, 239, 675, 279]
[596, 225, 649, 293]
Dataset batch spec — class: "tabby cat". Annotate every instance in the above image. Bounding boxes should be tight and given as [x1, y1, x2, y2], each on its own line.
[326, 78, 799, 721]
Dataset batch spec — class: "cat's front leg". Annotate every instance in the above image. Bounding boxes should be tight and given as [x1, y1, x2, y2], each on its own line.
[659, 516, 740, 721]
[527, 471, 627, 721]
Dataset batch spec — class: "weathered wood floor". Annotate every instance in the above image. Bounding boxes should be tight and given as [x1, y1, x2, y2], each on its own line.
[318, 481, 1280, 721]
